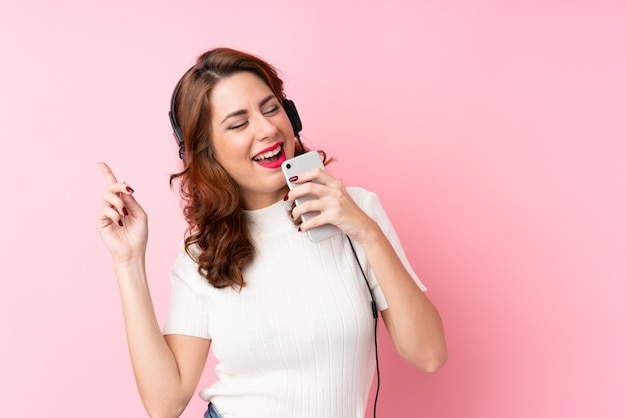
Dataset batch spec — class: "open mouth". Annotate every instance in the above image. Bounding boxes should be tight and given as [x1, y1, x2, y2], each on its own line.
[253, 143, 283, 163]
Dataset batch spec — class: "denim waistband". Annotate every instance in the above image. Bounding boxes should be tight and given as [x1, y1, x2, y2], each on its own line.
[204, 402, 223, 418]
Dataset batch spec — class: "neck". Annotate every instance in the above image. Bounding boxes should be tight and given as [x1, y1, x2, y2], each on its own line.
[241, 185, 289, 210]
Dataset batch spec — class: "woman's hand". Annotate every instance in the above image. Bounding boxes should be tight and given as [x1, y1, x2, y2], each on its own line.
[96, 162, 148, 263]
[286, 168, 379, 244]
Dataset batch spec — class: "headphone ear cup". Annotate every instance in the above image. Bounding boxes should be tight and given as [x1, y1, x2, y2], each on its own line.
[283, 99, 302, 137]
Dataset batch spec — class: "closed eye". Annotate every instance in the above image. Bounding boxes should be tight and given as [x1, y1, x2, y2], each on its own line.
[224, 97, 280, 130]
[228, 120, 248, 130]
[263, 104, 280, 116]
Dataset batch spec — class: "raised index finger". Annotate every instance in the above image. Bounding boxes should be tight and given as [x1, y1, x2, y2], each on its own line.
[98, 161, 119, 186]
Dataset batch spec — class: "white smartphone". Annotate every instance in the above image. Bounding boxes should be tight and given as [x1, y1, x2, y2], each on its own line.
[281, 151, 342, 242]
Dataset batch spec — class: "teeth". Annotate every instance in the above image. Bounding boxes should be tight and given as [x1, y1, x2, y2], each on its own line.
[253, 144, 282, 161]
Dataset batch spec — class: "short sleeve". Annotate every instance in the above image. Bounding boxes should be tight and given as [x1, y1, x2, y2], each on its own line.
[349, 188, 426, 311]
[162, 242, 212, 339]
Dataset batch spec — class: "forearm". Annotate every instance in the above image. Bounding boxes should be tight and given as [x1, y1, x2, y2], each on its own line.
[114, 259, 190, 417]
[359, 223, 447, 372]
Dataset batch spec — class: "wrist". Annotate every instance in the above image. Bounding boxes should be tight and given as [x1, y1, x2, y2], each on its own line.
[356, 220, 386, 249]
[113, 256, 147, 278]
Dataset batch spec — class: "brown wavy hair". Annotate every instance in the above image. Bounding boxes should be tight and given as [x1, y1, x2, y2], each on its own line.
[169, 47, 327, 290]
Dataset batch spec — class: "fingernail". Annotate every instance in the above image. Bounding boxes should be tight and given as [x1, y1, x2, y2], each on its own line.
[123, 207, 128, 216]
[289, 176, 298, 182]
[283, 194, 289, 201]
[118, 220, 124, 227]
[126, 186, 134, 193]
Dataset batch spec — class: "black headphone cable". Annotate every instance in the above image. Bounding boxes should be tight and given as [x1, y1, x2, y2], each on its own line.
[346, 235, 380, 418]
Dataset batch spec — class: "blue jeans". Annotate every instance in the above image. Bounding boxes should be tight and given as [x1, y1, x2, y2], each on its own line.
[204, 403, 223, 418]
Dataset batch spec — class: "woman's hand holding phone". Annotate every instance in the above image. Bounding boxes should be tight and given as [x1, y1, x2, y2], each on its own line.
[282, 151, 378, 244]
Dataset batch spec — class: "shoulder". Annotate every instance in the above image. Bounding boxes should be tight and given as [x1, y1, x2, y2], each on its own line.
[170, 239, 207, 289]
[346, 186, 376, 202]
[346, 186, 383, 211]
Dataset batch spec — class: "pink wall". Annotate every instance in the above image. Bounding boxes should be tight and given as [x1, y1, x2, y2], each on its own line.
[1, 1, 624, 417]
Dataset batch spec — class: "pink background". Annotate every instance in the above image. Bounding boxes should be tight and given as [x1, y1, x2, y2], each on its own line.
[1, 1, 624, 417]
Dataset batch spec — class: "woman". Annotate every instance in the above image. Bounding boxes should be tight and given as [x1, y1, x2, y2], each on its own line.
[97, 47, 447, 418]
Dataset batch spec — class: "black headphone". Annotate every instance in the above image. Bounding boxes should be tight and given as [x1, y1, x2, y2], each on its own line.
[168, 67, 303, 161]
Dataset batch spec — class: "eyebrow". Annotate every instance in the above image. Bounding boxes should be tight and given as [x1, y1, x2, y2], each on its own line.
[220, 94, 277, 125]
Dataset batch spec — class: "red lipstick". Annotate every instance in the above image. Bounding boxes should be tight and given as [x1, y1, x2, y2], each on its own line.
[252, 142, 286, 169]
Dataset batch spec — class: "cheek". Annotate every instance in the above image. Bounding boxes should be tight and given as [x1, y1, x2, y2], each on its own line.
[281, 123, 297, 154]
[284, 137, 297, 159]
[213, 135, 246, 160]
[211, 144, 240, 175]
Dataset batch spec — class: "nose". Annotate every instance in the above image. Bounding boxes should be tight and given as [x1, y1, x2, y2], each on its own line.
[254, 113, 279, 141]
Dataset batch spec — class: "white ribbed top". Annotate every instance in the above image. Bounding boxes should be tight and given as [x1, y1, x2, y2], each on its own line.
[163, 187, 425, 418]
